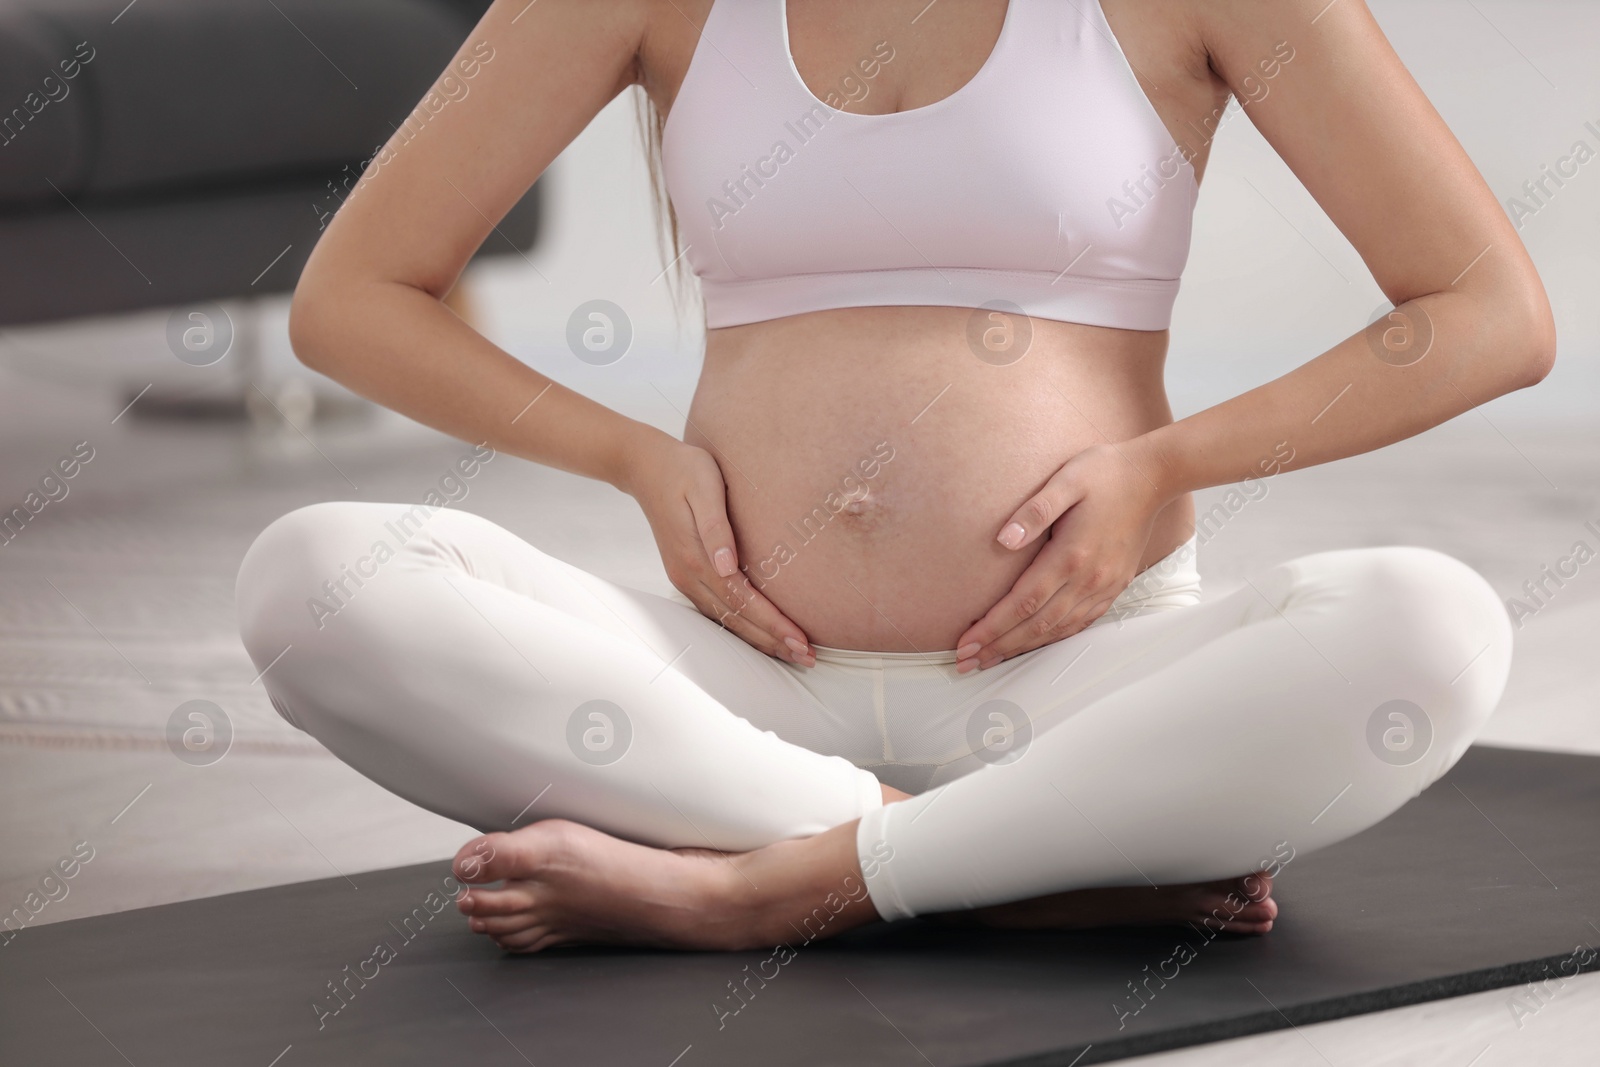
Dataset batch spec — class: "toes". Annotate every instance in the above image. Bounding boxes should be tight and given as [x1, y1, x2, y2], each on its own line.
[457, 884, 538, 917]
[1191, 890, 1278, 931]
[1238, 872, 1274, 903]
[453, 820, 591, 885]
[1225, 876, 1280, 923]
[1197, 894, 1277, 934]
[492, 926, 554, 952]
[1229, 900, 1276, 925]
[453, 833, 512, 884]
[471, 913, 545, 936]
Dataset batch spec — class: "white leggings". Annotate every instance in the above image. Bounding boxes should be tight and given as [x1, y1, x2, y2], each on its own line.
[235, 501, 1512, 922]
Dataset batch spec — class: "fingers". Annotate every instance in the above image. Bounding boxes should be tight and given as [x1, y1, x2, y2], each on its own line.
[685, 474, 740, 579]
[957, 587, 1112, 673]
[956, 538, 1079, 658]
[664, 504, 812, 664]
[995, 469, 1085, 551]
[676, 457, 815, 666]
[956, 541, 1124, 673]
[692, 573, 816, 667]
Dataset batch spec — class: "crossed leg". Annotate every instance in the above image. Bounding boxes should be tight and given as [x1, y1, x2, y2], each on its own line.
[237, 503, 1509, 951]
[442, 544, 1508, 950]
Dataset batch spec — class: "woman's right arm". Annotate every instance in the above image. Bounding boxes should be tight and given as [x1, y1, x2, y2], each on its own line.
[290, 0, 655, 484]
[288, 0, 817, 665]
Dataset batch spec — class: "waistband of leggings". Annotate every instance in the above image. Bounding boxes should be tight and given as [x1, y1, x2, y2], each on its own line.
[809, 644, 963, 665]
[809, 535, 1201, 665]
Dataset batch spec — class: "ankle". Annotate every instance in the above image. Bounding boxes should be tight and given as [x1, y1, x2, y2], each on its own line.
[735, 823, 879, 944]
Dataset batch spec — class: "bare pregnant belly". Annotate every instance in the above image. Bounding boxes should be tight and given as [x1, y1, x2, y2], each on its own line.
[685, 306, 1195, 652]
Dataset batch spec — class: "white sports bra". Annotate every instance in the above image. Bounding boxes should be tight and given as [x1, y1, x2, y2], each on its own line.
[661, 0, 1199, 331]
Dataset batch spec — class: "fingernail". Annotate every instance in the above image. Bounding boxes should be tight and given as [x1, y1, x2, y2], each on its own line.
[997, 523, 1025, 549]
[713, 547, 736, 577]
[955, 657, 978, 674]
[956, 642, 981, 659]
[784, 637, 809, 656]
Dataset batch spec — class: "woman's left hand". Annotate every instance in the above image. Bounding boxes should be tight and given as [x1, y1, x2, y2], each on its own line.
[954, 442, 1169, 673]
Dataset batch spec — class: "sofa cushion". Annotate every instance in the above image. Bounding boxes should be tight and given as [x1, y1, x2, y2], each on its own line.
[0, 0, 479, 208]
[0, 9, 95, 201]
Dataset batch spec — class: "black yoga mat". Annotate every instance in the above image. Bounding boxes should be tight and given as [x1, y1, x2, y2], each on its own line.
[3, 745, 1597, 1066]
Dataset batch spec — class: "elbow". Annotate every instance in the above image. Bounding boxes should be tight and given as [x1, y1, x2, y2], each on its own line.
[287, 277, 339, 375]
[1472, 280, 1557, 395]
[1511, 291, 1558, 390]
[1519, 346, 1556, 391]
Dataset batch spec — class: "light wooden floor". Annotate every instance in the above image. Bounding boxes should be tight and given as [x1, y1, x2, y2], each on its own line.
[1, 363, 1595, 1065]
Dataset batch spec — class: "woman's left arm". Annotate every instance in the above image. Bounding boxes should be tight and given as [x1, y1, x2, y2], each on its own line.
[955, 0, 1555, 672]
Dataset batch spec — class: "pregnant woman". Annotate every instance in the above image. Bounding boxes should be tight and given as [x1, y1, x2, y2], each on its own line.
[237, 0, 1553, 952]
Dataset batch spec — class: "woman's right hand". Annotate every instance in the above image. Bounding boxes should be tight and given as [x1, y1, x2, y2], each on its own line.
[623, 438, 816, 666]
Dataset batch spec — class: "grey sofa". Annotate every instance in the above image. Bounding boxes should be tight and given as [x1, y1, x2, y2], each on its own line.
[0, 0, 539, 328]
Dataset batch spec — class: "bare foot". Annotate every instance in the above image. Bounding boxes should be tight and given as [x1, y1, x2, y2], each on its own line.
[452, 814, 1276, 955]
[452, 818, 874, 953]
[936, 871, 1279, 935]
